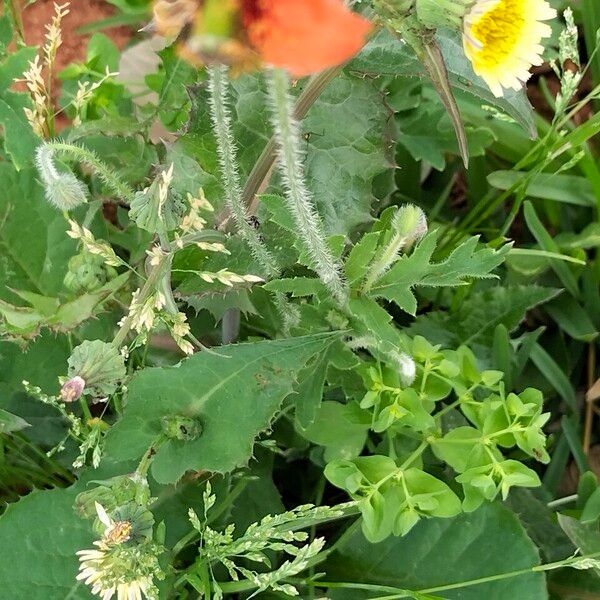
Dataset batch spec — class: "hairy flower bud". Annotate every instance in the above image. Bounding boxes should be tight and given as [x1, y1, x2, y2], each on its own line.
[393, 204, 428, 248]
[35, 145, 88, 210]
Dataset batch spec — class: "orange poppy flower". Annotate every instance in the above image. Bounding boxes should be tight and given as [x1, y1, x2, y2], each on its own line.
[241, 0, 372, 76]
[153, 0, 372, 76]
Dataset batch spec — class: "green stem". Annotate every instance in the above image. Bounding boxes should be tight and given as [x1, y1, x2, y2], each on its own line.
[362, 230, 406, 293]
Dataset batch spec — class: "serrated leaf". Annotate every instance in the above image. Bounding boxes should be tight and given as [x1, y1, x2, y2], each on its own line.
[324, 502, 545, 600]
[104, 334, 339, 483]
[371, 231, 509, 315]
[186, 289, 257, 322]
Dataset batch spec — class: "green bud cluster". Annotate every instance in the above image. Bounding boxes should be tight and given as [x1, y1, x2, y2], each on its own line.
[64, 251, 117, 294]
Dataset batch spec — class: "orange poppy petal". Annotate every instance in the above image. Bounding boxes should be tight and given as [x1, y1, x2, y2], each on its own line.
[243, 0, 372, 77]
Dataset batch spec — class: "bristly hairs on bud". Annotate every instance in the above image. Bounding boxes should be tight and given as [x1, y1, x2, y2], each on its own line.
[36, 141, 135, 204]
[35, 144, 88, 210]
[267, 68, 348, 306]
[362, 204, 427, 293]
[208, 65, 299, 332]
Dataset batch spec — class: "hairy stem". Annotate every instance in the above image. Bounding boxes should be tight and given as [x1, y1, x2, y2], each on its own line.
[207, 65, 280, 278]
[239, 66, 341, 215]
[267, 69, 347, 305]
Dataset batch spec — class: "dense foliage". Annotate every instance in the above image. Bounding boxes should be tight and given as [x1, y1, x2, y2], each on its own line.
[1, 0, 600, 598]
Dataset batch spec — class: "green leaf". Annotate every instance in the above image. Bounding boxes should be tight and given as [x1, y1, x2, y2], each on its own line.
[371, 232, 510, 315]
[0, 486, 93, 599]
[299, 401, 370, 461]
[408, 286, 561, 348]
[0, 407, 29, 433]
[352, 29, 535, 136]
[104, 334, 338, 483]
[0, 165, 76, 301]
[544, 295, 598, 343]
[324, 502, 546, 599]
[263, 277, 327, 298]
[488, 171, 597, 207]
[396, 103, 494, 170]
[558, 514, 600, 577]
[0, 92, 38, 170]
[156, 45, 197, 130]
[183, 72, 393, 234]
[530, 343, 576, 410]
[524, 201, 580, 299]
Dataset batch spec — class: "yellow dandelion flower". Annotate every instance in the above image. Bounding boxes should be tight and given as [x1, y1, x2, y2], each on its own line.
[463, 0, 556, 97]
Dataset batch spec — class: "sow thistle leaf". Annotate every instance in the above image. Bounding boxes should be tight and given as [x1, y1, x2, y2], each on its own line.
[104, 333, 338, 484]
[370, 231, 510, 315]
[183, 71, 394, 234]
[351, 29, 536, 137]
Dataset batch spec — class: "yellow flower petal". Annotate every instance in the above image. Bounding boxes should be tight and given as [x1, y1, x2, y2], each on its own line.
[463, 0, 556, 97]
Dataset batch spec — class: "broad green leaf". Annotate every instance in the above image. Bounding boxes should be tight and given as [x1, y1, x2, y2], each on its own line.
[505, 488, 574, 563]
[324, 502, 546, 599]
[299, 401, 370, 461]
[0, 486, 93, 599]
[396, 103, 494, 170]
[104, 334, 339, 483]
[0, 92, 38, 170]
[351, 29, 535, 137]
[183, 72, 393, 234]
[0, 165, 76, 301]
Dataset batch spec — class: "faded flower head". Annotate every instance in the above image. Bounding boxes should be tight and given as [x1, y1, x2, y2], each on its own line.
[76, 503, 162, 600]
[463, 0, 556, 97]
[60, 375, 86, 402]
